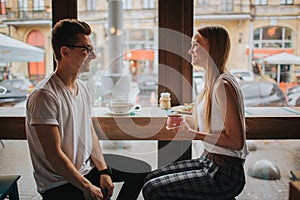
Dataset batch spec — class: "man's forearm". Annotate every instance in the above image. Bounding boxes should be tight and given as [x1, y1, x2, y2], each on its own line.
[47, 149, 92, 191]
[90, 122, 108, 171]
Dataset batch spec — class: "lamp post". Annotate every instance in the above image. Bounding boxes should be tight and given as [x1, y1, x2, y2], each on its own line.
[106, 0, 131, 103]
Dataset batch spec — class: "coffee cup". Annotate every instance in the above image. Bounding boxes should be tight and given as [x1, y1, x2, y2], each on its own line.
[166, 113, 183, 130]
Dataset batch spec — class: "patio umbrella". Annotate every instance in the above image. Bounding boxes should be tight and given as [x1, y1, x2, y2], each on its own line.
[262, 52, 300, 65]
[0, 33, 44, 63]
[261, 52, 300, 83]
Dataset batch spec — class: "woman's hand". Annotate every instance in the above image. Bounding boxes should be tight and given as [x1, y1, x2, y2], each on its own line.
[172, 117, 197, 140]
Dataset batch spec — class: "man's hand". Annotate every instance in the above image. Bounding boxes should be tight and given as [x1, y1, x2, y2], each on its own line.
[83, 183, 104, 200]
[100, 175, 114, 200]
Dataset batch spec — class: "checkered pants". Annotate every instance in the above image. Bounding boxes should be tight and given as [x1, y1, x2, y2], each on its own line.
[142, 157, 245, 200]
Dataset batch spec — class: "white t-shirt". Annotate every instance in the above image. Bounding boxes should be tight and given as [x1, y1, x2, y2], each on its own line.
[197, 73, 249, 159]
[26, 73, 94, 193]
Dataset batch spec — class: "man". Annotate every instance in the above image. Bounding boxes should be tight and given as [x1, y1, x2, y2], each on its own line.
[26, 19, 150, 200]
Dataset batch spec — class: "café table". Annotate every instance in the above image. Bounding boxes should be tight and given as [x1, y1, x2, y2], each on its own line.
[0, 106, 300, 166]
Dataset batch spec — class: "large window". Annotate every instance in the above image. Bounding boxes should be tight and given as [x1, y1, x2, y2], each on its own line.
[253, 26, 292, 48]
[1, 0, 300, 109]
[0, 2, 300, 200]
[78, 0, 158, 107]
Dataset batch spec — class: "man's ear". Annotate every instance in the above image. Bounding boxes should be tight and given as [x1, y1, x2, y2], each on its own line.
[61, 46, 69, 57]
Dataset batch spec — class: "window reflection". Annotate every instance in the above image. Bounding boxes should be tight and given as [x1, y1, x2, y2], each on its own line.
[0, 0, 300, 108]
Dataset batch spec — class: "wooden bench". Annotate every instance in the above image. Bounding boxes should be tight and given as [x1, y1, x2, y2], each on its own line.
[0, 175, 21, 200]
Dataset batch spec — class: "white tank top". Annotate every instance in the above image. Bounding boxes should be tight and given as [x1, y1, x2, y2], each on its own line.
[197, 73, 249, 159]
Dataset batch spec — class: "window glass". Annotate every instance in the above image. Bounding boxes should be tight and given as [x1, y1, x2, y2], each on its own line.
[86, 0, 97, 11]
[0, 0, 49, 108]
[241, 83, 260, 99]
[123, 0, 133, 10]
[260, 82, 275, 97]
[33, 0, 44, 11]
[0, 85, 6, 94]
[285, 28, 292, 40]
[142, 0, 155, 9]
[0, 0, 6, 14]
[253, 0, 267, 5]
[18, 0, 28, 11]
[263, 27, 282, 40]
[1, 0, 299, 109]
[281, 0, 293, 5]
[197, 0, 210, 5]
[221, 0, 233, 12]
[253, 29, 260, 40]
[193, 2, 298, 108]
[78, 0, 158, 107]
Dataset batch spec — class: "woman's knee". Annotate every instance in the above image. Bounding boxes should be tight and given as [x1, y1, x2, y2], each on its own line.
[142, 180, 155, 200]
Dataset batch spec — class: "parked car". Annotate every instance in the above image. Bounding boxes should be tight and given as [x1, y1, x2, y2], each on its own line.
[239, 80, 287, 107]
[287, 92, 300, 106]
[230, 69, 255, 82]
[286, 85, 300, 106]
[296, 96, 300, 106]
[193, 71, 205, 95]
[0, 78, 34, 93]
[287, 85, 300, 95]
[0, 83, 28, 106]
[137, 74, 158, 94]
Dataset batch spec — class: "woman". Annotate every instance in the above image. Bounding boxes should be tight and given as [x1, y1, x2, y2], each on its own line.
[142, 26, 248, 200]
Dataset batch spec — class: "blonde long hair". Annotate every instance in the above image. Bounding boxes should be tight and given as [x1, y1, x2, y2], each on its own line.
[194, 26, 231, 132]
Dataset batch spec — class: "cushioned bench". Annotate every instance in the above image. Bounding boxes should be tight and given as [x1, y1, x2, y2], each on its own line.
[0, 175, 21, 200]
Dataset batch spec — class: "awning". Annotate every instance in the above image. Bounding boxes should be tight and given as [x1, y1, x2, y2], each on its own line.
[0, 33, 44, 63]
[246, 48, 294, 59]
[124, 49, 154, 61]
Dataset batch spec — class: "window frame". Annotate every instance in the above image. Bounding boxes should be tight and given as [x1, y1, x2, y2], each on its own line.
[280, 0, 293, 5]
[86, 0, 97, 11]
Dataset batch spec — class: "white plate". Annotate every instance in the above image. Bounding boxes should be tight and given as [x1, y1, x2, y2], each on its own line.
[172, 105, 193, 115]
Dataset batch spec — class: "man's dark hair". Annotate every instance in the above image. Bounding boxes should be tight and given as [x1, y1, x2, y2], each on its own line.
[52, 18, 92, 60]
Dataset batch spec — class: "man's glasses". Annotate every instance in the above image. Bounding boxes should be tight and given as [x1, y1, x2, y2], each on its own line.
[66, 45, 94, 55]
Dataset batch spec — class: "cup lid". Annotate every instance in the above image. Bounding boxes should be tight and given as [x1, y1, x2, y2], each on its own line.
[160, 92, 170, 98]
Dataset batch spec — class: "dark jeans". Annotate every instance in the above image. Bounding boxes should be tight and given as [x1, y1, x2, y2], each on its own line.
[41, 154, 151, 200]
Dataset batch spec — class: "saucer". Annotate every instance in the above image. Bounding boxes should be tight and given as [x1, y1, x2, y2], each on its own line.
[106, 110, 131, 116]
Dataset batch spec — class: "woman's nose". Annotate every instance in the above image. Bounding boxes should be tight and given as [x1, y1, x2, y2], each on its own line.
[188, 47, 193, 55]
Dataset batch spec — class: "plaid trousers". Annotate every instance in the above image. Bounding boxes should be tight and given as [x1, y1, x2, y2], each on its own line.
[142, 157, 245, 200]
